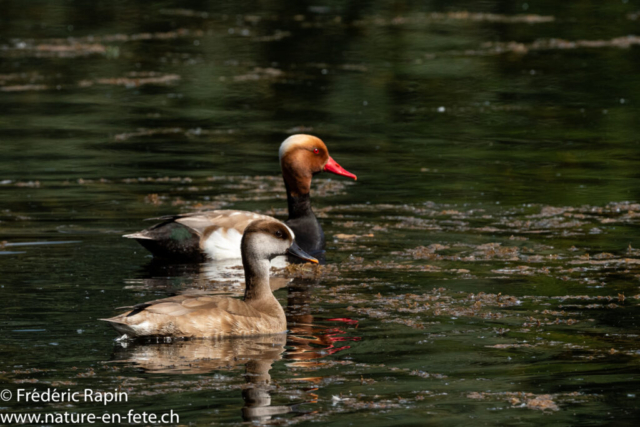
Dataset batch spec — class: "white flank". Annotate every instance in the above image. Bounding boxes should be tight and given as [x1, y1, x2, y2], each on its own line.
[203, 228, 243, 260]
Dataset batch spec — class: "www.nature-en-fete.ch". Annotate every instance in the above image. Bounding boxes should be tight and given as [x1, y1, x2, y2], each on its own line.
[0, 410, 179, 424]
[1, 388, 179, 424]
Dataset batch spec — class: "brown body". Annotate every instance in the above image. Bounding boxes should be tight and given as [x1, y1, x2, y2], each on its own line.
[103, 219, 317, 338]
[103, 294, 287, 338]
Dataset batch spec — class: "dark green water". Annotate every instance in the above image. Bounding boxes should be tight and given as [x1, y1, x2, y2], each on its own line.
[2, 1, 640, 425]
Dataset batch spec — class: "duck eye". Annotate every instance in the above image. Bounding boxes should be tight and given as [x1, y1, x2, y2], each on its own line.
[313, 148, 320, 155]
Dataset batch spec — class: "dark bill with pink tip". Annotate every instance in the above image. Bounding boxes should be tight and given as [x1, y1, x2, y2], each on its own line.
[287, 241, 319, 263]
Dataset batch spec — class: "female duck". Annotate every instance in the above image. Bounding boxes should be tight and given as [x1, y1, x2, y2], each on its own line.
[124, 134, 356, 261]
[103, 219, 317, 338]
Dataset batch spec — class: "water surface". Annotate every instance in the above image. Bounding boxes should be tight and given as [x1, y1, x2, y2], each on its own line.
[1, 1, 640, 425]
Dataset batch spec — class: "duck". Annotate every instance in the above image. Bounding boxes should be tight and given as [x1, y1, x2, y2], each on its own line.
[102, 219, 318, 338]
[123, 134, 356, 261]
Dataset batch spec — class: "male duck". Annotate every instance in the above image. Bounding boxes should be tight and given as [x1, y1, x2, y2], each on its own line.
[103, 219, 317, 338]
[124, 134, 356, 261]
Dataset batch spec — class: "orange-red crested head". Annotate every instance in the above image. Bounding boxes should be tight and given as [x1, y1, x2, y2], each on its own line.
[278, 134, 356, 197]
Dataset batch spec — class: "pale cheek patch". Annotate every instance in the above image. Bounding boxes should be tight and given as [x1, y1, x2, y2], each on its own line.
[250, 232, 289, 260]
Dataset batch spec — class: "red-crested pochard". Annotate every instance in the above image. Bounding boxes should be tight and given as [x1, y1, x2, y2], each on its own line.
[103, 219, 318, 338]
[124, 134, 356, 261]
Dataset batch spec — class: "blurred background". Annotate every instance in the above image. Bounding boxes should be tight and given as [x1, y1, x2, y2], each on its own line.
[2, 0, 640, 208]
[2, 1, 640, 425]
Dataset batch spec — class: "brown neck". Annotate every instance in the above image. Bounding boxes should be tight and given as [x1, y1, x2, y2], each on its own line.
[281, 161, 312, 199]
[242, 257, 274, 303]
[281, 161, 315, 220]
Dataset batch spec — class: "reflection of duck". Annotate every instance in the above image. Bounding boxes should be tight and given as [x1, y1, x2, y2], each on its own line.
[111, 333, 287, 374]
[241, 356, 291, 422]
[102, 219, 317, 338]
[124, 134, 356, 261]
[112, 270, 361, 422]
[110, 334, 291, 422]
[108, 308, 359, 422]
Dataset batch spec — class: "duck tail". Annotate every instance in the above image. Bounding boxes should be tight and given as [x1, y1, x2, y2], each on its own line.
[100, 316, 139, 336]
[99, 316, 127, 324]
[123, 232, 153, 240]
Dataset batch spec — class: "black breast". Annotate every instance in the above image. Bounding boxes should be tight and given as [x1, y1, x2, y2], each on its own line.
[286, 214, 326, 263]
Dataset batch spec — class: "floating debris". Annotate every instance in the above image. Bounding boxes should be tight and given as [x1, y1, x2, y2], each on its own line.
[481, 35, 640, 55]
[0, 84, 49, 92]
[466, 391, 593, 412]
[353, 12, 555, 27]
[78, 72, 180, 89]
[114, 127, 233, 141]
